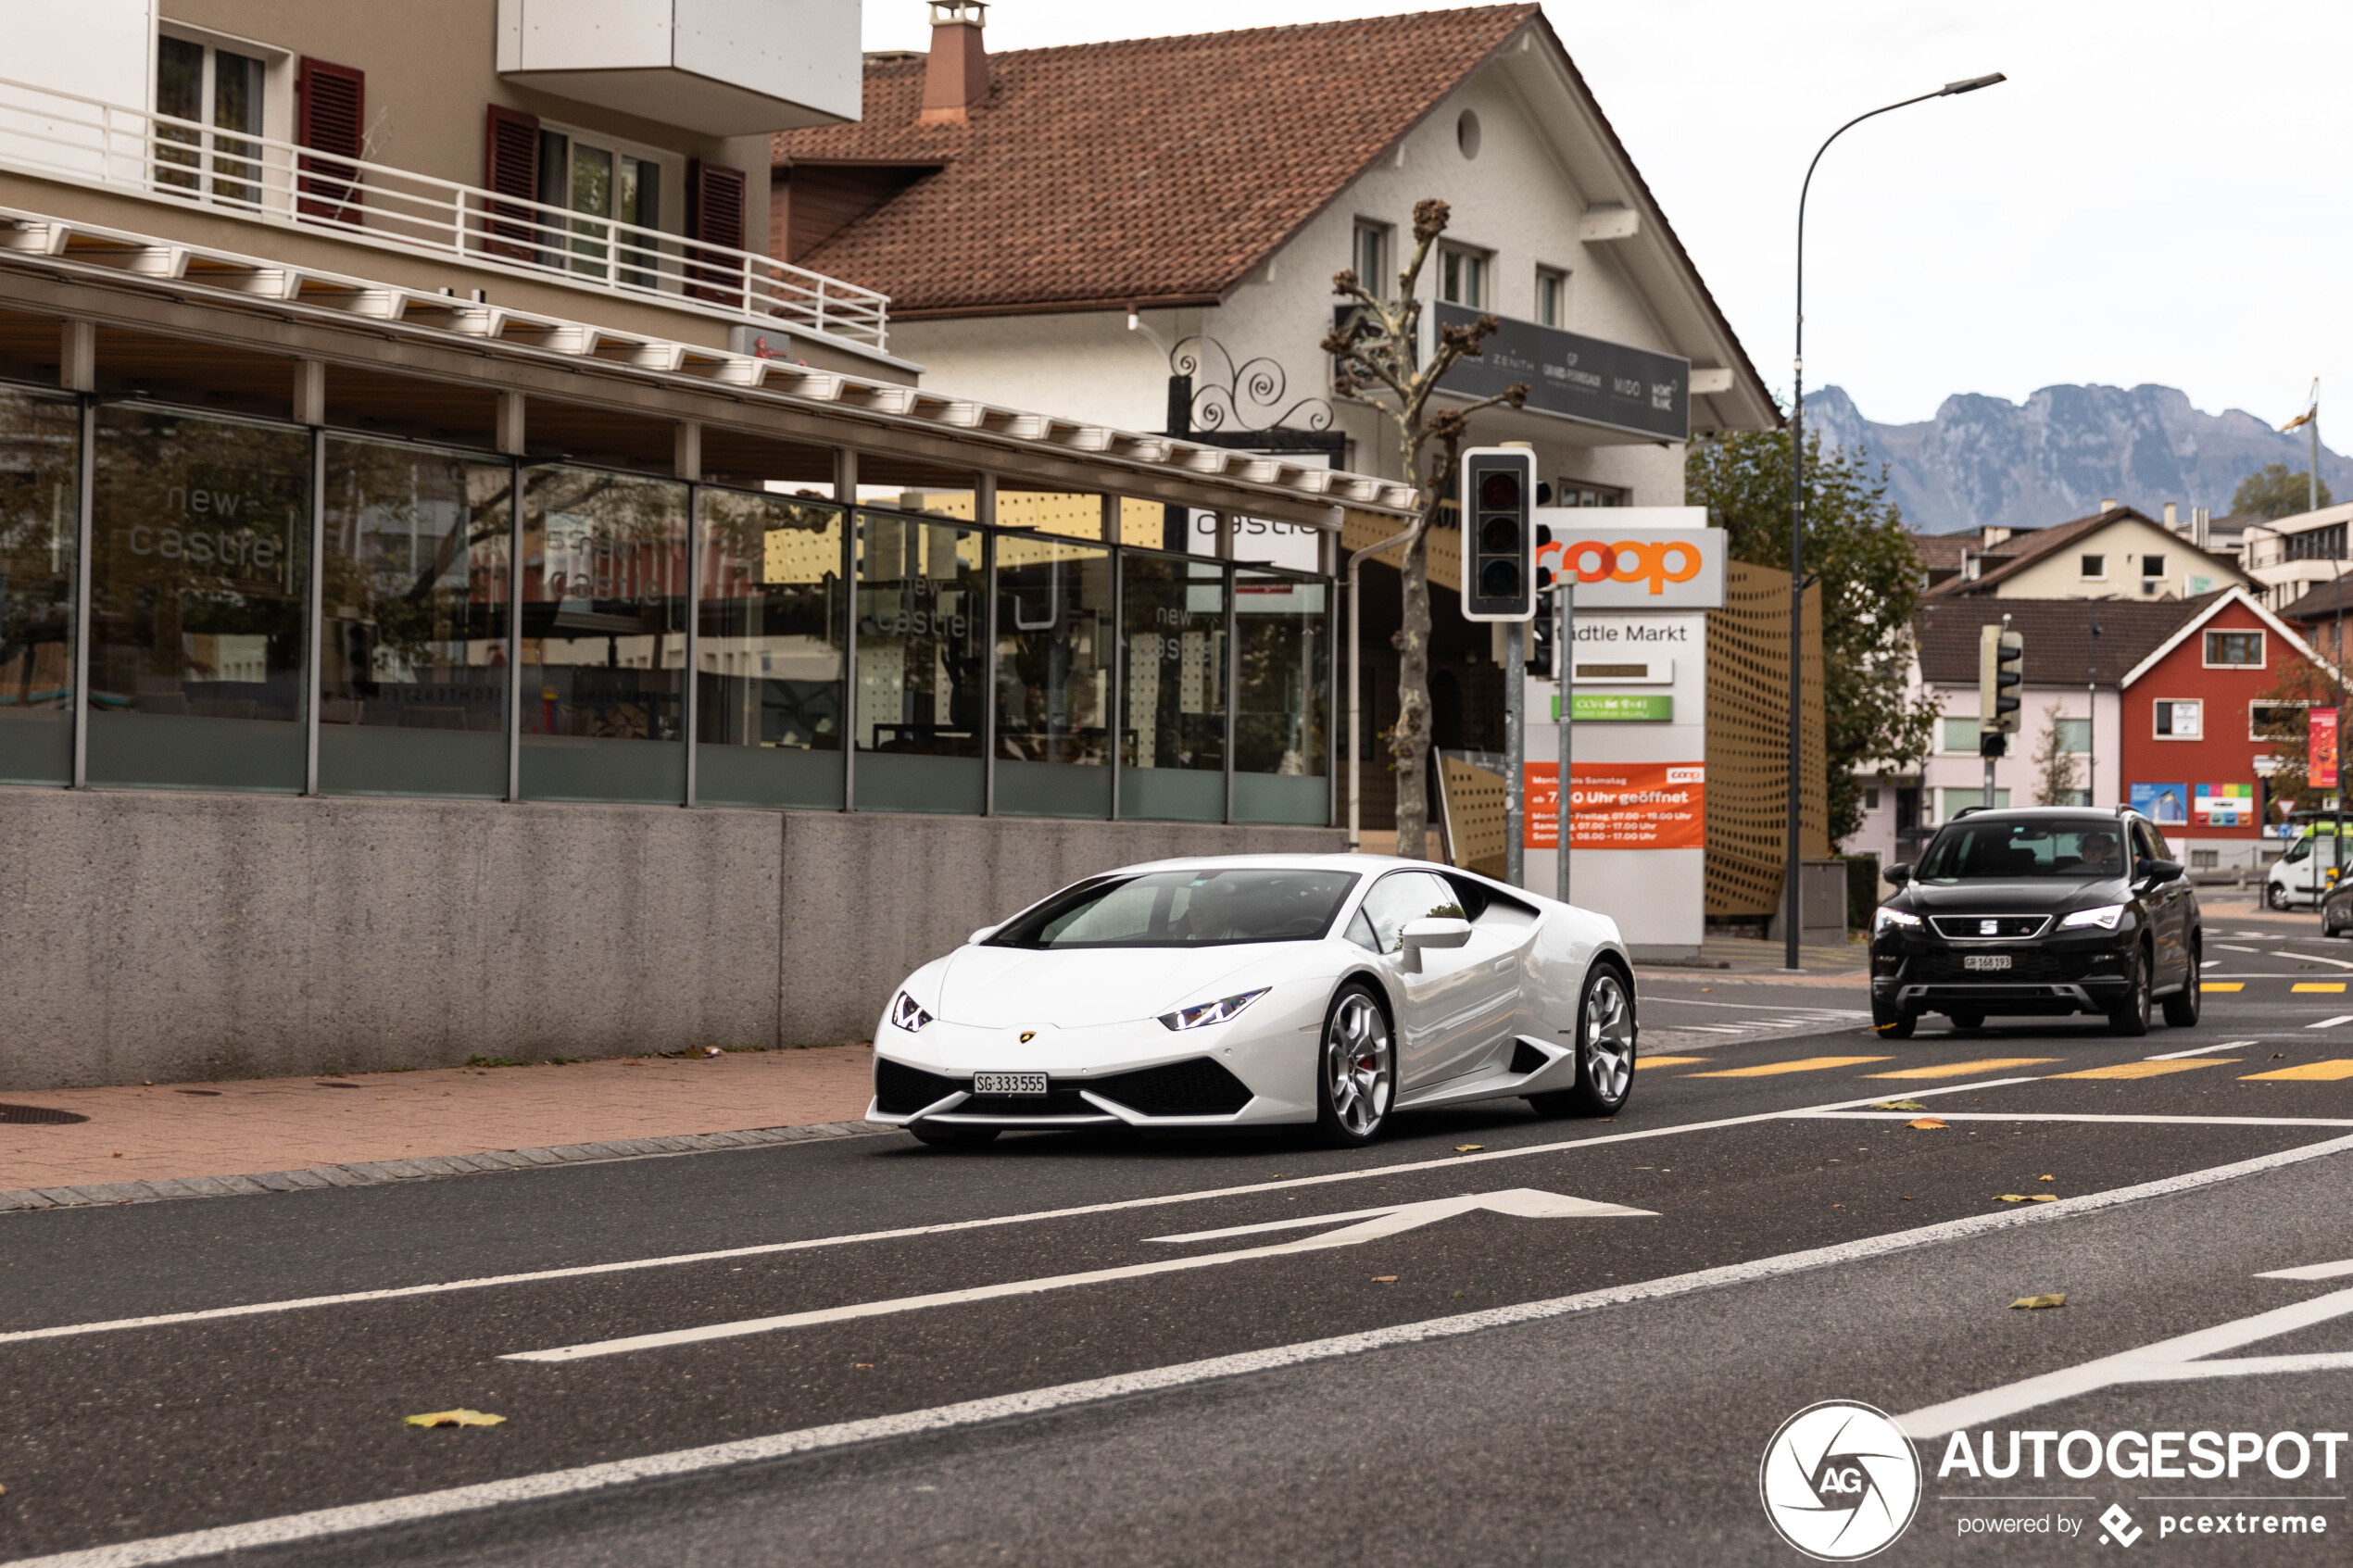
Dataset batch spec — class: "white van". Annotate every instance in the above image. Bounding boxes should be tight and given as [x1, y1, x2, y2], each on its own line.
[2267, 829, 2347, 909]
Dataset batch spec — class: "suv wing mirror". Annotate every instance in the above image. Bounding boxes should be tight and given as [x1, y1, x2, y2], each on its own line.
[1884, 862, 1911, 886]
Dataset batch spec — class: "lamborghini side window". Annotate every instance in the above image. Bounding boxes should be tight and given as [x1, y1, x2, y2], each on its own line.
[1359, 871, 1465, 954]
[1345, 907, 1380, 952]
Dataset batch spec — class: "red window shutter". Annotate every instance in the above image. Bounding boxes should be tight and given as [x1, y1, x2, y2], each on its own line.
[482, 105, 542, 260]
[295, 58, 365, 223]
[685, 159, 748, 304]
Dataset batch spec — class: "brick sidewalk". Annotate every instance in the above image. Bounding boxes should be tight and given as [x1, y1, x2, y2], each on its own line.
[0, 1047, 875, 1194]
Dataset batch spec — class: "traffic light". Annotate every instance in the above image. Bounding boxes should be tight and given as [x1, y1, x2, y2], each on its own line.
[1979, 622, 2023, 738]
[1459, 446, 1537, 622]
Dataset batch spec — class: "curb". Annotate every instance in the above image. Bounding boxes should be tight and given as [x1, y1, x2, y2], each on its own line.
[0, 1119, 886, 1213]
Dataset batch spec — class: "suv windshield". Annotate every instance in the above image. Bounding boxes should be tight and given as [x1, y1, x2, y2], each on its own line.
[987, 869, 1360, 948]
[1916, 818, 2127, 881]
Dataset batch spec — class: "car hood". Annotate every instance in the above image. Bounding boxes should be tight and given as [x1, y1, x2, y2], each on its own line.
[936, 945, 1274, 1027]
[1903, 878, 2126, 913]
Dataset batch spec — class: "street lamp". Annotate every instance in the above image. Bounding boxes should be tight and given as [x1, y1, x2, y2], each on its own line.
[1784, 71, 2006, 972]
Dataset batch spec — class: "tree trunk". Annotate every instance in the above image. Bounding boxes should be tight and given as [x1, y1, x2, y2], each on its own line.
[1390, 520, 1434, 859]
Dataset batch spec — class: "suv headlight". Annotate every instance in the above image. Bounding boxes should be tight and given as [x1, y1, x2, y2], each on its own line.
[2060, 904, 2127, 931]
[888, 991, 934, 1032]
[1158, 988, 1269, 1031]
[1872, 907, 1921, 935]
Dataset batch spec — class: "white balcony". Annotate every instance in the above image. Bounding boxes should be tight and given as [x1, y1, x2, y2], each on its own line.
[497, 0, 861, 134]
[0, 74, 888, 349]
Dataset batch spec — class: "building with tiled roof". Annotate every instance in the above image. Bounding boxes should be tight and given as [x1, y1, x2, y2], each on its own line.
[1923, 506, 2249, 600]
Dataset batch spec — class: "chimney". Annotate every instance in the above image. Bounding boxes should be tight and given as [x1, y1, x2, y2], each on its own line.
[2194, 506, 2209, 547]
[920, 1, 989, 125]
[2099, 497, 2118, 512]
[2163, 501, 2178, 532]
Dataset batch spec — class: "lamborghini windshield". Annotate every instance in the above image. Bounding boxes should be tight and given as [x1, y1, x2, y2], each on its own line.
[1916, 819, 2126, 882]
[987, 869, 1360, 948]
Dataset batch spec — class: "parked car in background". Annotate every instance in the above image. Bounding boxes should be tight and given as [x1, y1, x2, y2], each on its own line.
[2269, 823, 2347, 909]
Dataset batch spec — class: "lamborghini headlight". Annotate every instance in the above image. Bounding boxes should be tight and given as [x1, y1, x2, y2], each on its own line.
[1158, 988, 1269, 1031]
[888, 991, 934, 1032]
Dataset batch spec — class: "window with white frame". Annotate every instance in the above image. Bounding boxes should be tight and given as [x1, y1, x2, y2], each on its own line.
[1439, 244, 1488, 307]
[1937, 787, 2011, 819]
[1941, 716, 1982, 752]
[2204, 629, 2264, 667]
[535, 124, 677, 282]
[1535, 266, 1567, 327]
[2080, 553, 2106, 579]
[2252, 700, 2312, 738]
[2053, 717, 2091, 753]
[156, 29, 283, 209]
[1353, 220, 1390, 293]
[2153, 699, 2202, 738]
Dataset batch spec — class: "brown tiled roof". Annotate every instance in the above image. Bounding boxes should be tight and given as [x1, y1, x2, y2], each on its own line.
[1907, 529, 1978, 574]
[1914, 595, 2218, 686]
[1921, 507, 2246, 597]
[2279, 579, 2353, 623]
[772, 7, 1702, 325]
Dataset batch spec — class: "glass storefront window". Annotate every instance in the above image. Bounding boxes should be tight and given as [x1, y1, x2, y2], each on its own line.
[996, 489, 1104, 541]
[695, 487, 846, 809]
[0, 389, 79, 784]
[1119, 553, 1226, 822]
[854, 510, 984, 813]
[993, 533, 1113, 818]
[518, 466, 688, 803]
[1233, 567, 1330, 824]
[318, 438, 513, 797]
[87, 405, 310, 791]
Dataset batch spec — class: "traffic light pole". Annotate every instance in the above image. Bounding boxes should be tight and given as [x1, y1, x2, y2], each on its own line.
[1557, 581, 1573, 906]
[1504, 621, 1525, 886]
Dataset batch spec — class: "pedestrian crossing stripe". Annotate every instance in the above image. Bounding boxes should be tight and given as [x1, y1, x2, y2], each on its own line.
[1684, 1056, 1893, 1077]
[2047, 1060, 2240, 1080]
[2201, 983, 2245, 993]
[2293, 983, 2348, 993]
[1635, 1056, 1711, 1070]
[1864, 1059, 2061, 1079]
[2241, 1060, 2353, 1081]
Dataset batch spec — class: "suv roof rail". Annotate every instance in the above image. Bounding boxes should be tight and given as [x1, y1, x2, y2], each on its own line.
[1951, 806, 1983, 819]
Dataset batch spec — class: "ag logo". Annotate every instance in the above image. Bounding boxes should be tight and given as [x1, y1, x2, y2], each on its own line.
[1758, 1400, 1921, 1561]
[1019, 1031, 1037, 1044]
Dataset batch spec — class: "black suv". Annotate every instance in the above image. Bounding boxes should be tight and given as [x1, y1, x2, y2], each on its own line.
[1870, 806, 2201, 1037]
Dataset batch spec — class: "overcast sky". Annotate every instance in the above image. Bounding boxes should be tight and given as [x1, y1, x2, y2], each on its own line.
[863, 1, 2347, 435]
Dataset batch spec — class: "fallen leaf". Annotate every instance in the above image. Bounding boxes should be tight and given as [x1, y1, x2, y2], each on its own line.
[1831, 1203, 1844, 1208]
[1906, 1117, 1947, 1130]
[1994, 1194, 2031, 1202]
[2029, 1193, 2058, 1202]
[1869, 1099, 1929, 1112]
[1453, 1145, 1484, 1153]
[1370, 1275, 1398, 1283]
[2037, 1174, 2056, 1182]
[405, 1409, 504, 1428]
[1900, 1195, 1915, 1201]
[2010, 1293, 2068, 1310]
[854, 1363, 874, 1369]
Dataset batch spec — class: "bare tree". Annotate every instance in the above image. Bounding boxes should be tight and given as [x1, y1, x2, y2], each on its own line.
[1325, 199, 1527, 859]
[2031, 702, 2082, 806]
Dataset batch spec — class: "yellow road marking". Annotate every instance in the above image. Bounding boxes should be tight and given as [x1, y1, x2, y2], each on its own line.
[1864, 1058, 2060, 1079]
[2201, 983, 2245, 993]
[2241, 1060, 2353, 1081]
[1636, 1056, 1712, 1070]
[2293, 983, 2348, 993]
[1685, 1056, 1893, 1078]
[2048, 1060, 2239, 1080]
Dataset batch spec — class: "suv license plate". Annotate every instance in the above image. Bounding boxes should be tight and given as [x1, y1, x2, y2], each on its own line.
[1963, 954, 2012, 972]
[974, 1072, 1049, 1097]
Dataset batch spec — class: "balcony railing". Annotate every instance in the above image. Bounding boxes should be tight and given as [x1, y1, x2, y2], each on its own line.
[0, 75, 888, 349]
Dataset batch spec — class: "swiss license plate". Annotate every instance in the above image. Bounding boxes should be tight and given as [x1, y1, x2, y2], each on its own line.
[1963, 954, 2012, 972]
[973, 1072, 1049, 1097]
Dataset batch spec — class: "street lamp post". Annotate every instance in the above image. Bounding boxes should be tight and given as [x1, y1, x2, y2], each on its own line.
[1784, 71, 2006, 972]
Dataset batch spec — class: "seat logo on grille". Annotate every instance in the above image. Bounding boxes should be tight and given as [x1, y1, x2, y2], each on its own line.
[1980, 920, 1998, 935]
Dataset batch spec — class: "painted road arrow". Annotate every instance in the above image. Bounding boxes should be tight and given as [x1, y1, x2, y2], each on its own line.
[502, 1188, 1654, 1363]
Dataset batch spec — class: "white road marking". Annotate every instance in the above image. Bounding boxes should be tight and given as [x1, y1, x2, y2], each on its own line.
[501, 1190, 1656, 1362]
[1672, 1024, 1757, 1035]
[2145, 1040, 2262, 1060]
[0, 1078, 2043, 1348]
[24, 1131, 2353, 1568]
[2307, 1015, 2353, 1030]
[1898, 1282, 2353, 1438]
[1799, 1112, 2353, 1127]
[1642, 998, 1862, 1015]
[2257, 1259, 2353, 1281]
[2219, 945, 2259, 954]
[2275, 948, 2353, 971]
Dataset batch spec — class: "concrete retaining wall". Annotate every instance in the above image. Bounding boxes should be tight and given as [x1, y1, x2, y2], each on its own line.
[0, 788, 1343, 1090]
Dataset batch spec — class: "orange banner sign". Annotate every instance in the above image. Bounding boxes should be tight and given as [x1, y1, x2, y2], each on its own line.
[1524, 762, 1706, 850]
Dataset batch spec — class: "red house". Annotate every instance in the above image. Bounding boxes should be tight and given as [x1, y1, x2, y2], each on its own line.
[2118, 588, 2334, 868]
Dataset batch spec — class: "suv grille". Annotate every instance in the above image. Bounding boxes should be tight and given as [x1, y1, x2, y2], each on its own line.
[1929, 915, 2051, 940]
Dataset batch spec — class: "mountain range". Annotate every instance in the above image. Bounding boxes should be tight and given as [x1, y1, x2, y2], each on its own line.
[1806, 383, 2353, 536]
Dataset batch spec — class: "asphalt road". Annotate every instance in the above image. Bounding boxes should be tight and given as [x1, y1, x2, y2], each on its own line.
[6, 909, 2353, 1566]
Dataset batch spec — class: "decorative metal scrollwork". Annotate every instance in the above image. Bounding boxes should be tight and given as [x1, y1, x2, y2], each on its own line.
[1170, 334, 1333, 434]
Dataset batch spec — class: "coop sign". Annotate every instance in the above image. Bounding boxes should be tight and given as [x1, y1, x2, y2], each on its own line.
[1531, 516, 1725, 609]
